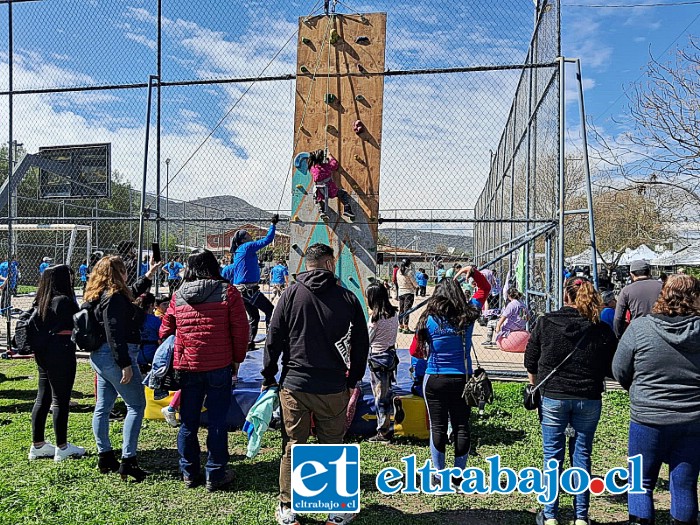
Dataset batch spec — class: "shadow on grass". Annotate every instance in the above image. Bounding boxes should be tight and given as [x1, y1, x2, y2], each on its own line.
[358, 505, 541, 525]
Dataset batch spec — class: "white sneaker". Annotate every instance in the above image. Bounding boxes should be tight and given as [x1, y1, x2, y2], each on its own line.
[161, 406, 179, 427]
[325, 513, 357, 525]
[28, 442, 55, 460]
[274, 503, 300, 525]
[54, 443, 86, 462]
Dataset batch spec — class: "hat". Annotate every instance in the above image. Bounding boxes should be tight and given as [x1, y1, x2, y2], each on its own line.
[629, 259, 651, 273]
[42, 257, 52, 262]
[602, 291, 616, 304]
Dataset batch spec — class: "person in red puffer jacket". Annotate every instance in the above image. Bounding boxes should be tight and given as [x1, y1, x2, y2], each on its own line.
[160, 248, 248, 492]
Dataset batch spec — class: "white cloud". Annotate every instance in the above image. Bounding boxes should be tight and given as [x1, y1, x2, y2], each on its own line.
[124, 33, 157, 51]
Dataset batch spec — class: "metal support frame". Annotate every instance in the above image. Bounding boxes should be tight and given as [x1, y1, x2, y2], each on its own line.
[137, 75, 158, 274]
[557, 55, 566, 308]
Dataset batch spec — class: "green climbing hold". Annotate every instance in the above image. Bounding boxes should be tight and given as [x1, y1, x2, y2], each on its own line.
[300, 66, 309, 74]
[329, 28, 340, 45]
[324, 93, 337, 104]
[302, 37, 312, 45]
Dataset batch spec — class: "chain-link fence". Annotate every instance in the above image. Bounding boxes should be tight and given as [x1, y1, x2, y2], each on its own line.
[0, 0, 562, 372]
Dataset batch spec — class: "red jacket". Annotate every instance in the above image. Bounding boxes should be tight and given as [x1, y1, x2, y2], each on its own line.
[159, 279, 248, 372]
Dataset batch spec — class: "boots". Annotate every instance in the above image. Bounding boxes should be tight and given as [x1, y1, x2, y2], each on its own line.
[118, 456, 147, 482]
[97, 450, 120, 474]
[628, 516, 654, 525]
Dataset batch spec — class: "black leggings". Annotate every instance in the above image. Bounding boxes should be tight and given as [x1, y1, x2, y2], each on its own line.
[242, 288, 275, 344]
[424, 374, 471, 458]
[31, 337, 77, 445]
[398, 293, 415, 325]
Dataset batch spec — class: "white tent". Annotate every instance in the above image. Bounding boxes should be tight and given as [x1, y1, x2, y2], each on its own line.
[618, 244, 660, 266]
[651, 243, 700, 267]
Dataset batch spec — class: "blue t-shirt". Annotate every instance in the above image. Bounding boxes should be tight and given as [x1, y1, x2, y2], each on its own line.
[164, 262, 183, 280]
[425, 315, 474, 376]
[415, 271, 428, 287]
[270, 264, 289, 285]
[436, 269, 446, 283]
[0, 262, 7, 279]
[138, 314, 162, 366]
[221, 263, 236, 283]
[79, 264, 89, 282]
[140, 262, 148, 277]
[39, 262, 50, 275]
[601, 307, 615, 330]
[232, 224, 276, 285]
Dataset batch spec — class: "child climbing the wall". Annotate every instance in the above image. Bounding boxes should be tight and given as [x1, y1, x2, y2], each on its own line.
[307, 149, 355, 221]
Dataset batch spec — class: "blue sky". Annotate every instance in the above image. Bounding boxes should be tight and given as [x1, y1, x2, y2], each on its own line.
[0, 0, 697, 225]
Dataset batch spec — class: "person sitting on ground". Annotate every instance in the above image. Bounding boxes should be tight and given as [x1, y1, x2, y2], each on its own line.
[159, 248, 249, 491]
[600, 291, 616, 330]
[408, 269, 490, 492]
[135, 292, 162, 371]
[28, 264, 86, 462]
[613, 259, 662, 338]
[262, 243, 369, 525]
[613, 274, 700, 525]
[307, 149, 355, 221]
[525, 277, 618, 525]
[228, 215, 279, 351]
[365, 282, 399, 444]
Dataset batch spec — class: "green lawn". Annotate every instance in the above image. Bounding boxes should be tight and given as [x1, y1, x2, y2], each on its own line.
[0, 360, 670, 525]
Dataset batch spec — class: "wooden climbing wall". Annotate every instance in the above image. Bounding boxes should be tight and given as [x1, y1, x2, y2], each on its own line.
[289, 12, 387, 313]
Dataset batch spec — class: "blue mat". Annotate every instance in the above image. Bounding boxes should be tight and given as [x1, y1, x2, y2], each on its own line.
[202, 348, 418, 436]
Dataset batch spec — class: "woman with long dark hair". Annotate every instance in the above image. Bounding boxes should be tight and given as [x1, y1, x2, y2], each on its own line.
[365, 282, 399, 443]
[85, 255, 160, 480]
[396, 258, 418, 333]
[160, 248, 248, 491]
[525, 277, 617, 525]
[613, 274, 700, 525]
[409, 268, 491, 489]
[28, 264, 85, 462]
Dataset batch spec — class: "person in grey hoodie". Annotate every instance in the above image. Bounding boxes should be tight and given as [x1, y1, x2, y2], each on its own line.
[613, 274, 700, 525]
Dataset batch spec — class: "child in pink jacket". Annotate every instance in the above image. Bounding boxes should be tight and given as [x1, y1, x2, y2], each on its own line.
[307, 150, 355, 221]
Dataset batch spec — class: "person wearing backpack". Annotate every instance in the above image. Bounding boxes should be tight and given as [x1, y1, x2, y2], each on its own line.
[84, 255, 161, 481]
[408, 269, 491, 491]
[524, 277, 618, 525]
[27, 264, 86, 462]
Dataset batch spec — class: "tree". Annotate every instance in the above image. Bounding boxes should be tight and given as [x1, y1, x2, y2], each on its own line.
[435, 244, 448, 255]
[592, 37, 700, 216]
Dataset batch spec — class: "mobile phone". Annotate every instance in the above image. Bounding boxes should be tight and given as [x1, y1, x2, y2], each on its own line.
[151, 242, 161, 263]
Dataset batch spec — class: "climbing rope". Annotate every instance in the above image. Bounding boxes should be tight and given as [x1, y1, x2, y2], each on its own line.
[324, 14, 334, 158]
[275, 13, 336, 213]
[146, 0, 325, 211]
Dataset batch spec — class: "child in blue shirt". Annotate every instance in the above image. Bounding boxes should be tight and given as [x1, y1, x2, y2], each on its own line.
[135, 292, 162, 369]
[415, 268, 429, 297]
[79, 260, 89, 294]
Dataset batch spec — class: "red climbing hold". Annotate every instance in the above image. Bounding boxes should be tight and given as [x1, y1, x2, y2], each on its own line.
[353, 120, 366, 134]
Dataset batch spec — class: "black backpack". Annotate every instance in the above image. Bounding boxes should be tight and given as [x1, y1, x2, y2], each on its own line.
[13, 306, 53, 354]
[72, 300, 105, 352]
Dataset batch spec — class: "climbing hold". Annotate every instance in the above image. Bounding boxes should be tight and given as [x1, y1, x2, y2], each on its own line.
[295, 184, 307, 194]
[326, 125, 337, 133]
[355, 36, 370, 45]
[324, 93, 337, 104]
[299, 125, 306, 132]
[302, 37, 312, 45]
[360, 15, 369, 24]
[353, 154, 361, 161]
[291, 243, 299, 250]
[293, 215, 300, 222]
[300, 65, 309, 74]
[353, 120, 366, 134]
[369, 216, 377, 222]
[355, 94, 366, 102]
[357, 64, 367, 74]
[329, 28, 340, 45]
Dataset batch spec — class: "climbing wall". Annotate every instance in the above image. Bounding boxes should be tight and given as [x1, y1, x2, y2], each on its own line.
[289, 12, 387, 312]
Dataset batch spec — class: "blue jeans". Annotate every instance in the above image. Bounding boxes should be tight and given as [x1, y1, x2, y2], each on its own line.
[628, 420, 700, 522]
[90, 343, 146, 458]
[369, 368, 393, 435]
[178, 366, 232, 482]
[540, 396, 602, 520]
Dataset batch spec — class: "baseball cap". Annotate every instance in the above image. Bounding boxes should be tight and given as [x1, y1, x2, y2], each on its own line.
[629, 259, 651, 273]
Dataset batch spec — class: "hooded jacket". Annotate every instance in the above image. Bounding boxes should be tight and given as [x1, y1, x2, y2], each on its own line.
[524, 306, 618, 400]
[262, 269, 370, 394]
[613, 314, 700, 425]
[159, 279, 248, 372]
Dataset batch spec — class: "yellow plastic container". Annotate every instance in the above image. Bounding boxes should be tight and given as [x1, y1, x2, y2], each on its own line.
[144, 387, 175, 420]
[393, 394, 429, 440]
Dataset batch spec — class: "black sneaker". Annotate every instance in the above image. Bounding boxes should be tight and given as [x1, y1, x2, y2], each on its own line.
[393, 397, 405, 424]
[206, 470, 235, 493]
[368, 433, 390, 444]
[343, 208, 355, 221]
[184, 473, 204, 489]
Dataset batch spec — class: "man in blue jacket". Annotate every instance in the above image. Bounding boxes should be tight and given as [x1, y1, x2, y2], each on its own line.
[229, 214, 279, 350]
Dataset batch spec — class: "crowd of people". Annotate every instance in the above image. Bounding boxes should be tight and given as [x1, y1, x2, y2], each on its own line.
[10, 227, 700, 525]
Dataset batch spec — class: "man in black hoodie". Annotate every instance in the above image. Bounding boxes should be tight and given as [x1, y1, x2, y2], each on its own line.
[262, 243, 369, 525]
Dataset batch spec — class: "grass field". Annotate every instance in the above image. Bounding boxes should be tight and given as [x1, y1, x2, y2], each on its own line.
[0, 359, 672, 525]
